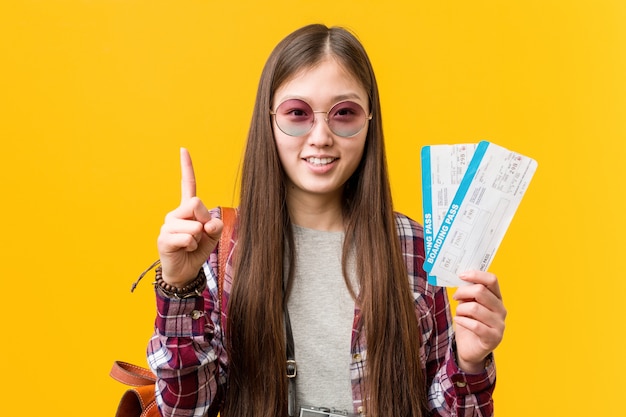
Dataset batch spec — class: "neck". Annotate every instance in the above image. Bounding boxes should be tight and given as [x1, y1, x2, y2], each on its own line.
[286, 190, 344, 232]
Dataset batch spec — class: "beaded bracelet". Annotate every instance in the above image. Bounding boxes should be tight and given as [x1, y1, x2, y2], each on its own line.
[153, 266, 206, 299]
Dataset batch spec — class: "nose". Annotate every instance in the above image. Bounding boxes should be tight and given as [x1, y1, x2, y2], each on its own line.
[307, 112, 334, 147]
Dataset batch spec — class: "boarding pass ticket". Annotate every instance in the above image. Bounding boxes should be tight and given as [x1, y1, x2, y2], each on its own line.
[421, 141, 537, 287]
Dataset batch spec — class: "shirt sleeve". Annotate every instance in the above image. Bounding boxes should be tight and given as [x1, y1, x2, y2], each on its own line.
[147, 260, 225, 417]
[425, 285, 496, 417]
[395, 212, 496, 417]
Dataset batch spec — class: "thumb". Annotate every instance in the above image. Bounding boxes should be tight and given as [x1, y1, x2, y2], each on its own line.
[203, 217, 224, 241]
[191, 217, 224, 263]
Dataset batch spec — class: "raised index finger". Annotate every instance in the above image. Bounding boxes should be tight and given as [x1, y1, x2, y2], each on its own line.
[180, 147, 196, 202]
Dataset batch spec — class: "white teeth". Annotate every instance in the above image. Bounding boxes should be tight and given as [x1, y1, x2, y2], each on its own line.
[307, 157, 335, 166]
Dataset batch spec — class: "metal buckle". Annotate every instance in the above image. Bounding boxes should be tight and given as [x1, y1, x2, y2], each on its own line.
[286, 360, 297, 378]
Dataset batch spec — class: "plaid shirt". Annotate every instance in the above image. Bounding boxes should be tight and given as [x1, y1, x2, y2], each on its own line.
[148, 210, 496, 417]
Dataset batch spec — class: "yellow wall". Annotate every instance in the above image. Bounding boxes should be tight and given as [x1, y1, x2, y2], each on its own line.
[1, 1, 624, 415]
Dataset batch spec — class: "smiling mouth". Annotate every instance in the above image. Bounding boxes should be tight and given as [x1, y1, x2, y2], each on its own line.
[306, 157, 337, 166]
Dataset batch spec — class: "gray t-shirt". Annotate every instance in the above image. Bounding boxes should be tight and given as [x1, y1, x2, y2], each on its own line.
[286, 225, 356, 413]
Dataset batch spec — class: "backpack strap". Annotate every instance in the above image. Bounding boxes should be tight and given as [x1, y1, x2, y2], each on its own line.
[110, 361, 159, 417]
[110, 361, 156, 386]
[217, 206, 237, 333]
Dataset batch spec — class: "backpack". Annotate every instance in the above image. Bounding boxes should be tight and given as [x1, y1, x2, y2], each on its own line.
[110, 207, 236, 417]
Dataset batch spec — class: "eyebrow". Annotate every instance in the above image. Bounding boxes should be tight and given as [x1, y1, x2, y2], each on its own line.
[276, 93, 366, 106]
[331, 93, 363, 102]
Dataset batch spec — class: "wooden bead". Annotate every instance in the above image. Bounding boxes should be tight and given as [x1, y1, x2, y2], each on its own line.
[153, 265, 206, 299]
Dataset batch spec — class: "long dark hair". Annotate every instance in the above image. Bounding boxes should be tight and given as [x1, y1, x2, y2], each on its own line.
[225, 24, 426, 417]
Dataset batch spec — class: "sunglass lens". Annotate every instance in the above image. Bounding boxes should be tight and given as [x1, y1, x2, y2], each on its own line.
[328, 101, 367, 137]
[275, 99, 314, 136]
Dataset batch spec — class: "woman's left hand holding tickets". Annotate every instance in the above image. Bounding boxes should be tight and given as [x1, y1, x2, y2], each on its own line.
[452, 270, 507, 374]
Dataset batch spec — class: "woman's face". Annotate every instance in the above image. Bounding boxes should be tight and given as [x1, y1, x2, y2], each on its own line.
[272, 57, 369, 205]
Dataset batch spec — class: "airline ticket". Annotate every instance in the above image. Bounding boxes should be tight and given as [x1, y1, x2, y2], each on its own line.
[421, 143, 477, 285]
[421, 141, 538, 287]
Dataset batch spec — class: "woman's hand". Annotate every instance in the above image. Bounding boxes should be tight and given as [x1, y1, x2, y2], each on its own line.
[156, 148, 224, 286]
[452, 270, 507, 373]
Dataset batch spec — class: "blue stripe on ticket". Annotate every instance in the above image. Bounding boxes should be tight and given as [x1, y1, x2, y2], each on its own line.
[423, 141, 490, 272]
[420, 146, 438, 285]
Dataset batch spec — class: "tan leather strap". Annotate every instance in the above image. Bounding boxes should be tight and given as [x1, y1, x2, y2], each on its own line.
[110, 360, 156, 387]
[218, 206, 237, 330]
[110, 361, 161, 417]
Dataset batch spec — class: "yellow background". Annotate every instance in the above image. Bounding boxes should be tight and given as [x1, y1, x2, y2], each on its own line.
[1, 0, 624, 415]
